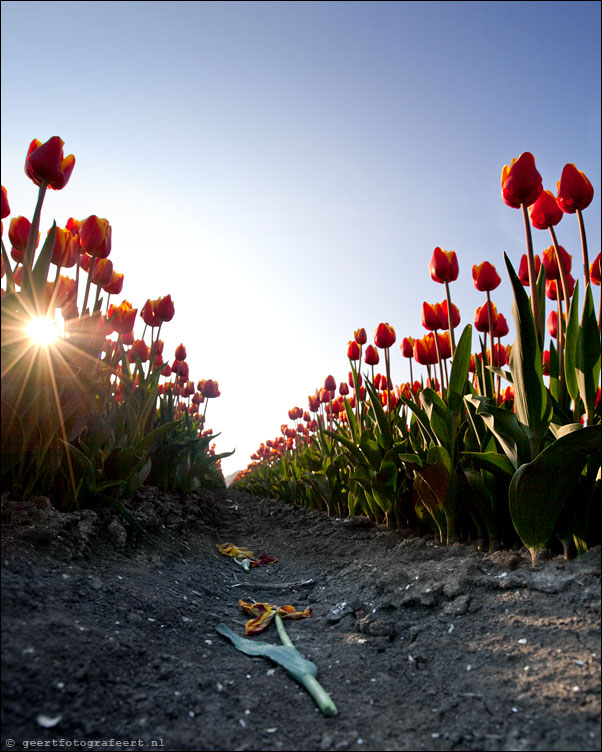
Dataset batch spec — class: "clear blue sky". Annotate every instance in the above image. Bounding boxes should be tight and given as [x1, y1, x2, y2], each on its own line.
[2, 1, 600, 479]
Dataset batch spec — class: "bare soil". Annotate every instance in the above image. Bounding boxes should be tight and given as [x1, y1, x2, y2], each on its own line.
[1, 488, 600, 752]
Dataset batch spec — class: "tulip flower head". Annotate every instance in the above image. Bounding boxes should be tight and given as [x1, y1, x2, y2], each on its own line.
[529, 190, 563, 229]
[542, 245, 572, 281]
[421, 302, 446, 331]
[25, 136, 75, 190]
[472, 261, 501, 292]
[9, 216, 37, 252]
[557, 163, 594, 213]
[429, 247, 459, 283]
[401, 336, 415, 358]
[347, 340, 360, 360]
[324, 375, 337, 393]
[1, 186, 9, 219]
[518, 253, 541, 286]
[501, 152, 543, 208]
[175, 343, 187, 361]
[590, 253, 601, 286]
[492, 312, 509, 338]
[107, 300, 137, 335]
[364, 344, 379, 366]
[103, 271, 124, 296]
[374, 322, 396, 349]
[354, 328, 367, 345]
[80, 215, 112, 259]
[474, 302, 498, 333]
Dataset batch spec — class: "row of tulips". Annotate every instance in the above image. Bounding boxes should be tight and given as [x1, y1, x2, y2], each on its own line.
[1, 136, 233, 516]
[234, 153, 601, 565]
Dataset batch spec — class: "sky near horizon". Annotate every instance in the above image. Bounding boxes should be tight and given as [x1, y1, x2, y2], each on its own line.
[1, 1, 600, 479]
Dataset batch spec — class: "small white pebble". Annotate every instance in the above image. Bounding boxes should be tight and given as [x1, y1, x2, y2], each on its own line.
[204, 639, 212, 645]
[245, 709, 251, 715]
[188, 711, 195, 718]
[239, 719, 246, 728]
[265, 728, 277, 734]
[56, 682, 65, 689]
[575, 660, 585, 666]
[572, 686, 580, 692]
[499, 571, 508, 578]
[147, 618, 156, 622]
[524, 666, 530, 672]
[512, 707, 518, 713]
[518, 638, 527, 644]
[36, 714, 62, 728]
[432, 733, 440, 738]
[266, 669, 276, 676]
[448, 624, 454, 634]
[466, 665, 472, 671]
[246, 674, 251, 679]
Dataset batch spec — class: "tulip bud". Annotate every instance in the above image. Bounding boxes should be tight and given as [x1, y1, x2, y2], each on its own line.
[529, 190, 563, 229]
[364, 345, 379, 365]
[25, 136, 75, 190]
[501, 152, 543, 208]
[354, 327, 367, 345]
[429, 247, 459, 283]
[557, 163, 594, 213]
[175, 343, 187, 361]
[374, 322, 396, 348]
[542, 245, 572, 281]
[1, 186, 9, 219]
[401, 337, 415, 358]
[472, 261, 501, 292]
[80, 215, 112, 258]
[518, 253, 541, 286]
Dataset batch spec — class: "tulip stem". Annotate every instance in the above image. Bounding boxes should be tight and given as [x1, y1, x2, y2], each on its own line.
[521, 202, 541, 345]
[432, 331, 445, 399]
[444, 281, 456, 356]
[23, 182, 48, 296]
[576, 209, 591, 289]
[485, 291, 496, 401]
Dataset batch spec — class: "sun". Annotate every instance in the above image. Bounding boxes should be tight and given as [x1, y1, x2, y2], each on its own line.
[26, 317, 60, 346]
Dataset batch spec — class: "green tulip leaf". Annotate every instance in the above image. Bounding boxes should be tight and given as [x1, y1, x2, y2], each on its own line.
[509, 425, 601, 561]
[563, 282, 580, 402]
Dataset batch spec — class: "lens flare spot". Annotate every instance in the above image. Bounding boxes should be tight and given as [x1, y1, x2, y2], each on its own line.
[26, 317, 59, 346]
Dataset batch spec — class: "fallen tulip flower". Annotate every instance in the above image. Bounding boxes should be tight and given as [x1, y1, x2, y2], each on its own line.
[238, 599, 312, 635]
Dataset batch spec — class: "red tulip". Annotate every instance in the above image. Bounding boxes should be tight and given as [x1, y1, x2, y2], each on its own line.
[175, 343, 187, 361]
[349, 371, 363, 388]
[103, 271, 124, 295]
[51, 228, 79, 268]
[440, 300, 460, 330]
[421, 302, 446, 331]
[128, 339, 150, 363]
[156, 294, 175, 322]
[546, 273, 575, 301]
[475, 302, 498, 333]
[518, 253, 541, 286]
[437, 331, 452, 360]
[557, 163, 594, 213]
[107, 300, 137, 335]
[339, 382, 349, 396]
[354, 327, 367, 345]
[492, 312, 509, 338]
[347, 340, 360, 360]
[25, 136, 75, 190]
[472, 261, 501, 292]
[491, 344, 508, 367]
[401, 336, 415, 358]
[308, 393, 321, 412]
[141, 299, 162, 327]
[1, 186, 9, 219]
[501, 152, 543, 208]
[202, 379, 221, 399]
[547, 310, 559, 339]
[364, 345, 379, 366]
[9, 216, 36, 252]
[542, 245, 572, 281]
[590, 253, 601, 286]
[414, 335, 437, 365]
[529, 190, 563, 229]
[324, 375, 336, 392]
[542, 350, 550, 376]
[374, 322, 396, 348]
[91, 257, 113, 287]
[79, 215, 112, 258]
[429, 247, 459, 283]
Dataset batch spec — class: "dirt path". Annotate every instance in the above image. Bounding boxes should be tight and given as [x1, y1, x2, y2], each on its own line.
[1, 488, 600, 751]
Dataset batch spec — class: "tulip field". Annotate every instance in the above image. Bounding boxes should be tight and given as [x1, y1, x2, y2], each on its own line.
[233, 154, 601, 565]
[1, 137, 232, 523]
[1, 140, 601, 566]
